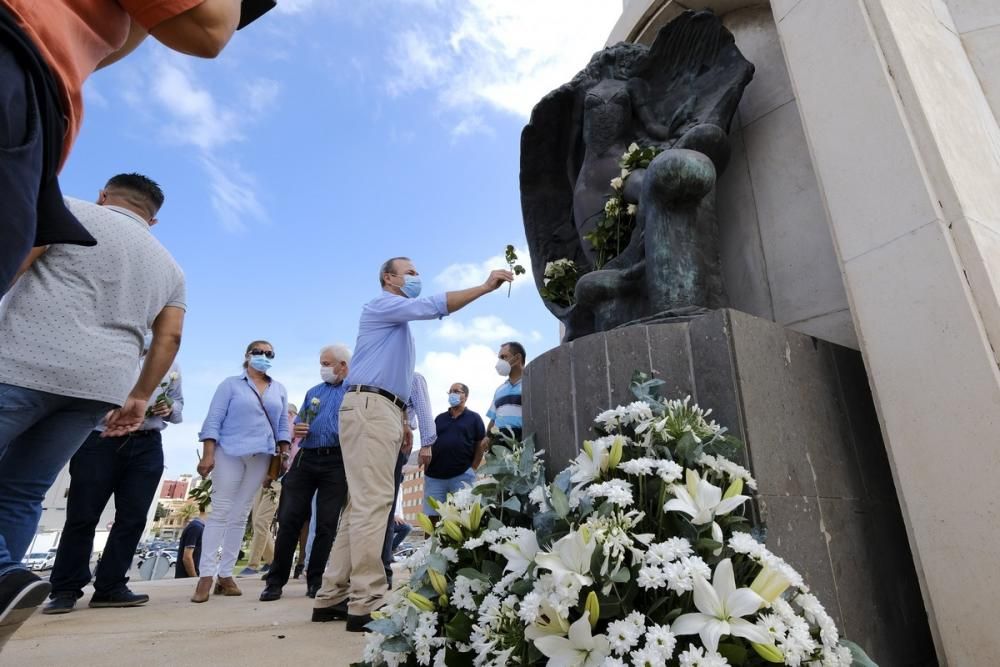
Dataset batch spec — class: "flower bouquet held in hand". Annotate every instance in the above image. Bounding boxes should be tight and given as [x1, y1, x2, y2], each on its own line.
[504, 245, 527, 297]
[302, 397, 321, 425]
[354, 371, 874, 667]
[146, 371, 179, 417]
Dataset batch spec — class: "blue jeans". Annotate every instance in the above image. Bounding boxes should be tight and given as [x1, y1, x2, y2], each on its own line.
[422, 469, 476, 516]
[49, 430, 164, 597]
[0, 383, 112, 574]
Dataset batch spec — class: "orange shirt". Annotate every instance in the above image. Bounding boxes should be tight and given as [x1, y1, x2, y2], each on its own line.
[3, 0, 203, 168]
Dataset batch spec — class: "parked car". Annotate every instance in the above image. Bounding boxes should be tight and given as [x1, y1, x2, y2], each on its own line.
[21, 551, 55, 571]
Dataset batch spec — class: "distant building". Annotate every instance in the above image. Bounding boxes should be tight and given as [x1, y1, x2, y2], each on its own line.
[160, 474, 193, 500]
[399, 464, 425, 526]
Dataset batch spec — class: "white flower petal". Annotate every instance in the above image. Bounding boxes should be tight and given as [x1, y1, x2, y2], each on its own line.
[699, 620, 725, 653]
[729, 617, 773, 645]
[671, 612, 714, 637]
[713, 558, 737, 604]
[691, 572, 723, 617]
[726, 588, 765, 618]
[715, 494, 750, 516]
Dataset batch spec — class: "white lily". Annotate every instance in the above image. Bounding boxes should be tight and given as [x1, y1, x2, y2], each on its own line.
[524, 599, 570, 639]
[664, 469, 749, 525]
[671, 558, 771, 651]
[492, 530, 539, 575]
[535, 529, 597, 586]
[534, 612, 611, 667]
[569, 438, 612, 486]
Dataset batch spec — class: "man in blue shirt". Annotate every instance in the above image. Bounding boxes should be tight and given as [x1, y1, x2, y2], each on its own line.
[261, 344, 352, 601]
[421, 382, 486, 520]
[487, 341, 526, 442]
[312, 256, 512, 630]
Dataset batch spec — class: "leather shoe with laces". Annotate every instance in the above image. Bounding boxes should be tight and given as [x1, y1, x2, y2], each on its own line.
[42, 595, 76, 615]
[89, 589, 149, 608]
[311, 600, 347, 622]
[259, 585, 282, 602]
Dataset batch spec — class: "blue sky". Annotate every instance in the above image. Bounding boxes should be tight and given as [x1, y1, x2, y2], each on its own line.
[57, 0, 620, 478]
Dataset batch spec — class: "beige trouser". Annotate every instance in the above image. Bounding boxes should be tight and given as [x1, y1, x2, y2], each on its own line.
[247, 480, 280, 568]
[315, 390, 402, 615]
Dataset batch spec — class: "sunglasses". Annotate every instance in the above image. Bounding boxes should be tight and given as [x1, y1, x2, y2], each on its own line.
[249, 349, 275, 359]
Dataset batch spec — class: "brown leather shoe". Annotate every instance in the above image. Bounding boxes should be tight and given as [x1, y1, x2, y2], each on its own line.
[191, 577, 213, 603]
[214, 577, 242, 596]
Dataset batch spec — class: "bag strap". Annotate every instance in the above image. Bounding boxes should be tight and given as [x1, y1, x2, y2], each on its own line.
[250, 381, 280, 451]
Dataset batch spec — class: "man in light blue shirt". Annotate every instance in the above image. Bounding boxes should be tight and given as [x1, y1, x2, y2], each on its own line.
[313, 256, 512, 629]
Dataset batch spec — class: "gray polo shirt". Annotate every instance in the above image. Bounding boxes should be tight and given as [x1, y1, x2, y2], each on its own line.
[0, 198, 186, 406]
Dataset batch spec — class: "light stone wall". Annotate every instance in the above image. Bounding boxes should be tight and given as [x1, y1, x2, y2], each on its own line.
[611, 1, 1000, 664]
[610, 3, 857, 348]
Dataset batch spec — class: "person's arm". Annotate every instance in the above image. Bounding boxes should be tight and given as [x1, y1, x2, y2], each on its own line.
[182, 546, 198, 576]
[445, 270, 512, 313]
[103, 306, 184, 436]
[292, 389, 310, 440]
[401, 408, 413, 456]
[96, 18, 148, 70]
[9, 246, 48, 289]
[275, 385, 291, 446]
[411, 375, 437, 449]
[471, 416, 488, 469]
[146, 0, 242, 58]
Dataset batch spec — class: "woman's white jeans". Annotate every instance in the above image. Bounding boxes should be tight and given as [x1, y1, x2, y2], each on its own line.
[198, 449, 271, 578]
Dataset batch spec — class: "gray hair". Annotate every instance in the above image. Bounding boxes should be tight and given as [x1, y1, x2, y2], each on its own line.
[320, 343, 352, 363]
[379, 256, 410, 286]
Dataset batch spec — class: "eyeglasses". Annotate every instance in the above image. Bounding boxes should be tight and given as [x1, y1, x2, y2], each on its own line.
[249, 349, 275, 359]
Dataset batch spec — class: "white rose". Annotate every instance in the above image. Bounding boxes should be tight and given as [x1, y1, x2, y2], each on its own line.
[627, 204, 637, 215]
[609, 176, 624, 190]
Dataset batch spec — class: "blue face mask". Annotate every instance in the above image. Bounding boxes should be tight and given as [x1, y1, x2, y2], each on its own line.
[248, 355, 272, 373]
[401, 275, 422, 299]
[448, 392, 462, 407]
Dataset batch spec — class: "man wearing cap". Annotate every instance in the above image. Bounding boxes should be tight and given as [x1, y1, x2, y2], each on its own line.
[311, 256, 512, 631]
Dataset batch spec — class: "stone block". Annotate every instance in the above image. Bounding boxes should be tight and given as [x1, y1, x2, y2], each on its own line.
[646, 321, 696, 399]
[537, 340, 577, 472]
[742, 99, 849, 325]
[778, 0, 941, 261]
[945, 0, 1000, 34]
[605, 326, 654, 407]
[687, 311, 743, 439]
[569, 333, 611, 447]
[964, 23, 1000, 121]
[787, 308, 858, 350]
[716, 129, 776, 322]
[724, 6, 795, 127]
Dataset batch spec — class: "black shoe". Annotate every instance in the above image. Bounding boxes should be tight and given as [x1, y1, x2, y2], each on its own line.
[306, 584, 319, 598]
[261, 563, 271, 573]
[311, 601, 348, 622]
[89, 589, 149, 608]
[259, 585, 282, 602]
[42, 595, 76, 615]
[0, 569, 51, 646]
[346, 613, 373, 632]
[293, 562, 304, 579]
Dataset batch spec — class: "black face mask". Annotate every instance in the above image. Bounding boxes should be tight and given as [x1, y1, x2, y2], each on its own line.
[238, 0, 276, 30]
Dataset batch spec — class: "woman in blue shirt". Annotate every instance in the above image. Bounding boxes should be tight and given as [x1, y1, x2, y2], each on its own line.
[190, 340, 290, 603]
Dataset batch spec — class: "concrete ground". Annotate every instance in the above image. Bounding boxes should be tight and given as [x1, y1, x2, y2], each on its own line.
[3, 575, 368, 666]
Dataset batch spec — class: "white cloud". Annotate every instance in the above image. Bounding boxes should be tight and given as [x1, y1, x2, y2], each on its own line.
[434, 246, 534, 291]
[124, 52, 280, 231]
[435, 315, 520, 344]
[151, 58, 241, 150]
[83, 81, 109, 108]
[417, 344, 503, 421]
[200, 157, 268, 233]
[384, 0, 619, 119]
[274, 0, 324, 14]
[450, 114, 493, 141]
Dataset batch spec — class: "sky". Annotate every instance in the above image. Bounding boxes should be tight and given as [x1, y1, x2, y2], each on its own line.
[57, 0, 623, 478]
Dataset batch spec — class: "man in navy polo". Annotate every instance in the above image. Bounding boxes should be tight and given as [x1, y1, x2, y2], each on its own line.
[260, 344, 352, 601]
[311, 256, 512, 631]
[420, 382, 486, 521]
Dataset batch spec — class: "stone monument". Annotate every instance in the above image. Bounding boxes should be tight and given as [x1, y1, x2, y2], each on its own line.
[519, 9, 934, 665]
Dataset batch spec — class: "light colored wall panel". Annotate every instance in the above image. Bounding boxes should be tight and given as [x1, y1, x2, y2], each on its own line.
[944, 0, 1000, 34]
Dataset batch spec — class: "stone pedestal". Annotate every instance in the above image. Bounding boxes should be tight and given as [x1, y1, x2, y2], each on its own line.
[522, 309, 933, 665]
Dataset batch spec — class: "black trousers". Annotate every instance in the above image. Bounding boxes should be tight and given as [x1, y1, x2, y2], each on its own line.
[49, 430, 164, 597]
[265, 447, 347, 589]
[381, 450, 407, 580]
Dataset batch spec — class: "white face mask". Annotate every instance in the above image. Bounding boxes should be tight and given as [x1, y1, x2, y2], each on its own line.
[495, 359, 512, 376]
[320, 366, 339, 384]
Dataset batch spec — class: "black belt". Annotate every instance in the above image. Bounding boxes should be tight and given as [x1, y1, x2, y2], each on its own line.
[347, 384, 405, 411]
[300, 446, 340, 456]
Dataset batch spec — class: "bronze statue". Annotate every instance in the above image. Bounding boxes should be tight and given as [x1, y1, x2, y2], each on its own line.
[521, 10, 753, 340]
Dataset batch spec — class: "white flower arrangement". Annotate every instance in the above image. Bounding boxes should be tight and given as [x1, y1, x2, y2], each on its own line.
[357, 372, 870, 667]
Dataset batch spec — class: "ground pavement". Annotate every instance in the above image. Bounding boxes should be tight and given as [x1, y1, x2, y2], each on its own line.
[2, 575, 368, 666]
